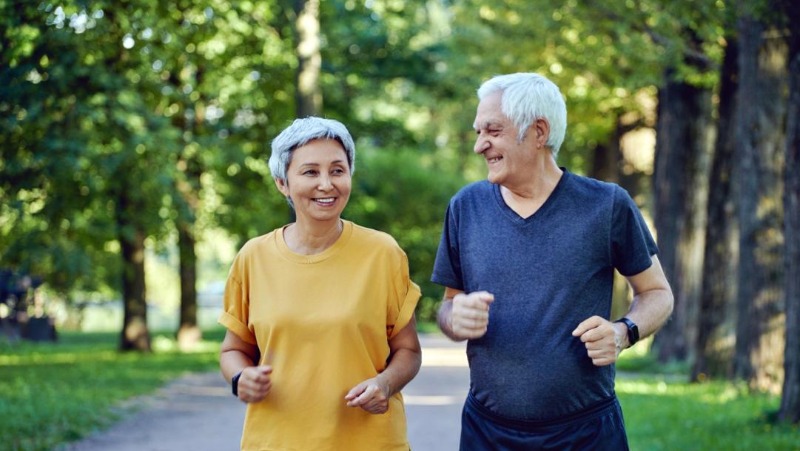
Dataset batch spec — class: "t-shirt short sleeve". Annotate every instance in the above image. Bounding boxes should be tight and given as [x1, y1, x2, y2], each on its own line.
[218, 254, 257, 345]
[386, 247, 421, 339]
[610, 186, 658, 276]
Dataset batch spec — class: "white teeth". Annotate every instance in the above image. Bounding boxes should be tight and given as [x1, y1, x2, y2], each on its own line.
[316, 198, 334, 204]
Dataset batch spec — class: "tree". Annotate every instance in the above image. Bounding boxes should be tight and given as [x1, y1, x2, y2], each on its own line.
[778, 0, 800, 424]
[652, 65, 713, 364]
[692, 36, 739, 381]
[294, 0, 322, 117]
[0, 2, 122, 301]
[732, 3, 788, 392]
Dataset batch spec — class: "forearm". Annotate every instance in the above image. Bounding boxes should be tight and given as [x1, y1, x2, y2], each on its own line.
[436, 298, 466, 341]
[378, 348, 421, 397]
[220, 349, 255, 382]
[436, 298, 463, 341]
[622, 288, 674, 342]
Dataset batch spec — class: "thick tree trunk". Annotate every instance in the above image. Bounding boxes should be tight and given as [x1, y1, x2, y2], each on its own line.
[294, 0, 322, 117]
[118, 189, 151, 352]
[778, 0, 800, 423]
[692, 38, 739, 381]
[652, 71, 712, 364]
[732, 16, 787, 393]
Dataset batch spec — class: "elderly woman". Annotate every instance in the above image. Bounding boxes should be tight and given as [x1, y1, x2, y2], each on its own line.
[218, 117, 422, 450]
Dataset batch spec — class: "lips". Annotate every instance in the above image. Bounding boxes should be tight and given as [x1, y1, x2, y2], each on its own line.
[314, 197, 335, 205]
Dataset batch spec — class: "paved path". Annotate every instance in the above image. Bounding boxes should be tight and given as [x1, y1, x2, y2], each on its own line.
[60, 334, 468, 451]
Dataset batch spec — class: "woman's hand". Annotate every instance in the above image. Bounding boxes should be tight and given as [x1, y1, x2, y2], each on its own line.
[236, 365, 273, 403]
[344, 376, 390, 414]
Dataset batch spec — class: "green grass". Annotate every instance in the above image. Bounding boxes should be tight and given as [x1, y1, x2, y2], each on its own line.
[616, 349, 799, 450]
[0, 329, 225, 451]
[1, 329, 798, 450]
[619, 376, 798, 450]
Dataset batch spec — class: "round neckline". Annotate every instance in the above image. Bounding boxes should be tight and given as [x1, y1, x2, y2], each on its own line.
[276, 220, 353, 264]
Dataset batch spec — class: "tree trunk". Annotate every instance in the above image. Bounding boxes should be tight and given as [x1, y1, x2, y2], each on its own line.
[652, 70, 713, 364]
[778, 0, 800, 423]
[589, 132, 621, 185]
[294, 0, 322, 117]
[692, 38, 739, 381]
[733, 15, 787, 393]
[170, 55, 204, 351]
[118, 189, 151, 352]
[177, 220, 201, 350]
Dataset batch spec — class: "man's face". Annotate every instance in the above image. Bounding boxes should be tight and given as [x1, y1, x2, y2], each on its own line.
[472, 91, 538, 188]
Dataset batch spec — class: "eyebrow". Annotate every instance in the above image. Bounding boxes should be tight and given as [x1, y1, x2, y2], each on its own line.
[473, 120, 504, 130]
[297, 159, 348, 167]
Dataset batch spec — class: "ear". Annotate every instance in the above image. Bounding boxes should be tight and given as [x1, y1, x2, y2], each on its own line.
[274, 178, 290, 197]
[533, 118, 550, 149]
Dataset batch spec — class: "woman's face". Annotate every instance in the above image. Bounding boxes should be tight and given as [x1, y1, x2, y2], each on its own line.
[275, 138, 352, 225]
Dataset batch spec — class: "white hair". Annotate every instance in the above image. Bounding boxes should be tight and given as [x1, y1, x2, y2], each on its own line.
[477, 73, 567, 158]
[268, 117, 356, 181]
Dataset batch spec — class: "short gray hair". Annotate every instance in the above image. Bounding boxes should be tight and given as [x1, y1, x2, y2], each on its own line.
[268, 117, 356, 181]
[477, 73, 567, 158]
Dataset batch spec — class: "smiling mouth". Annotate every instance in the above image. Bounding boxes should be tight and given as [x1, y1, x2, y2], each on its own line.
[486, 156, 502, 164]
[314, 197, 336, 205]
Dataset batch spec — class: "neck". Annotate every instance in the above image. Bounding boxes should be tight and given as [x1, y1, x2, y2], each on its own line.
[284, 219, 343, 255]
[501, 158, 563, 218]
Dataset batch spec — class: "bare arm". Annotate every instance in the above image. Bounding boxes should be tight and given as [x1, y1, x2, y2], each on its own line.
[345, 317, 422, 414]
[437, 287, 494, 342]
[617, 255, 674, 343]
[573, 255, 674, 366]
[220, 330, 272, 403]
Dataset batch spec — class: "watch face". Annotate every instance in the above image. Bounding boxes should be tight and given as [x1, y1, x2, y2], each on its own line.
[628, 322, 639, 344]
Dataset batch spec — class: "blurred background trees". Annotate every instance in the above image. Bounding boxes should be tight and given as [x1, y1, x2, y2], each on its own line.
[1, 0, 798, 422]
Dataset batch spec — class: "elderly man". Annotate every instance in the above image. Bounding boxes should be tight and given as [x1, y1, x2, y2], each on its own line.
[433, 73, 673, 450]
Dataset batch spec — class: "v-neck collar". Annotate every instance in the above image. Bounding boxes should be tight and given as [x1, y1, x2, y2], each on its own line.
[491, 169, 568, 224]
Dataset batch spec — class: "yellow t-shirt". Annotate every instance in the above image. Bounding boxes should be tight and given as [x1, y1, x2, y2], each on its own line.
[219, 220, 421, 451]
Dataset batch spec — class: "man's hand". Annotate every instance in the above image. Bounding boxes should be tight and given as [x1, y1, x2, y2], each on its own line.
[572, 316, 626, 366]
[449, 291, 494, 340]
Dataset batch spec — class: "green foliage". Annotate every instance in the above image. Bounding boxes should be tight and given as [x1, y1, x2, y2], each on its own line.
[0, 0, 768, 337]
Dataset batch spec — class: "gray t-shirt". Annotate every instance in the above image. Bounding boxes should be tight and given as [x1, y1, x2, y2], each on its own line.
[432, 170, 657, 421]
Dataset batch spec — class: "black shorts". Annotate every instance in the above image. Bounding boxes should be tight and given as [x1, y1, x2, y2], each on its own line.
[460, 393, 630, 451]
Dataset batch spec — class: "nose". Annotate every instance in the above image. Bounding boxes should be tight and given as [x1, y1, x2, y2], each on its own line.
[474, 134, 488, 154]
[318, 174, 333, 191]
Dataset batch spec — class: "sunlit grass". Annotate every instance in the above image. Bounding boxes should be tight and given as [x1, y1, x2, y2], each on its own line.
[616, 353, 799, 450]
[0, 329, 225, 451]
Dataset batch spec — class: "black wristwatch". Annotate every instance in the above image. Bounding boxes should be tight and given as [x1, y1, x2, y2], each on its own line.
[615, 317, 639, 347]
[231, 371, 243, 397]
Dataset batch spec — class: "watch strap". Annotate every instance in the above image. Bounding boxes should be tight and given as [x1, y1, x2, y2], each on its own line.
[231, 371, 243, 397]
[615, 317, 639, 346]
